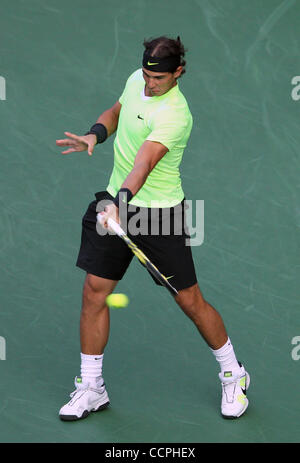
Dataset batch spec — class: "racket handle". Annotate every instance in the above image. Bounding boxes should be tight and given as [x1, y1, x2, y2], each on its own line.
[107, 218, 125, 236]
[97, 213, 125, 237]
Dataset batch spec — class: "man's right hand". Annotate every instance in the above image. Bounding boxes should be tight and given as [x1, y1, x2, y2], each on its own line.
[56, 132, 97, 156]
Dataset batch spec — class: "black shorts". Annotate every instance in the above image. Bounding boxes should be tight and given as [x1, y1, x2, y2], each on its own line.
[76, 191, 197, 291]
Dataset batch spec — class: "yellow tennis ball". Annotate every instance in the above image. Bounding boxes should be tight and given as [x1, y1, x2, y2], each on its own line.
[106, 293, 129, 308]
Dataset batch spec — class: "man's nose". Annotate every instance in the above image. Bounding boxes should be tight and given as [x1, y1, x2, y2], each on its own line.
[148, 78, 156, 88]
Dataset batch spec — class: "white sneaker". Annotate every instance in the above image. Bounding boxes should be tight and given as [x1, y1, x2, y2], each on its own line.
[219, 363, 250, 419]
[59, 376, 110, 421]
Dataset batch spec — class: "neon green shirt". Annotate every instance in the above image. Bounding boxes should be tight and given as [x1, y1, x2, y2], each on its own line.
[107, 69, 193, 207]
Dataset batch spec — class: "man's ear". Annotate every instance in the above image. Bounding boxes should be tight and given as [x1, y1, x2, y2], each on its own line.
[173, 66, 183, 79]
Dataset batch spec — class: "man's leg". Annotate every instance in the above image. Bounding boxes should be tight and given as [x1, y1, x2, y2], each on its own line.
[59, 273, 117, 421]
[174, 282, 227, 349]
[175, 282, 250, 418]
[80, 273, 118, 354]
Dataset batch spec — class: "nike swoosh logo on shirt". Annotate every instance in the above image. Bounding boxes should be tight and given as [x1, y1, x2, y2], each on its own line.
[147, 61, 159, 65]
[137, 115, 144, 120]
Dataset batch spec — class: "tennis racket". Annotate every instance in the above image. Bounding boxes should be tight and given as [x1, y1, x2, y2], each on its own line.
[97, 214, 178, 296]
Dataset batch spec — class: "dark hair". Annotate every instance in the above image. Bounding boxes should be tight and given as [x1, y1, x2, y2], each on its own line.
[143, 35, 187, 77]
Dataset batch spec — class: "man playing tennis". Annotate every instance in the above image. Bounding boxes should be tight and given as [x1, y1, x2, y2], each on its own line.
[56, 36, 250, 421]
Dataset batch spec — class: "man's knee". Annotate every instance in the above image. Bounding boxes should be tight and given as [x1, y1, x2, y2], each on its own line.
[175, 283, 206, 317]
[82, 274, 116, 308]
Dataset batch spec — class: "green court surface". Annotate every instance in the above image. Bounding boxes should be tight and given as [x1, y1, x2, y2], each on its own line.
[0, 0, 299, 443]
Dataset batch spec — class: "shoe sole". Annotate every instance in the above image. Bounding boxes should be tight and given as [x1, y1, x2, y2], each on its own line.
[221, 372, 250, 420]
[59, 401, 110, 422]
[221, 398, 249, 420]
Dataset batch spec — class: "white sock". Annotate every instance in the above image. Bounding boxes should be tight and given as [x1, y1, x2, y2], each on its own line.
[211, 338, 241, 375]
[80, 353, 104, 386]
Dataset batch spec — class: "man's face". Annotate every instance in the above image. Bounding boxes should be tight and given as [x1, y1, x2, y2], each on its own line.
[142, 66, 182, 97]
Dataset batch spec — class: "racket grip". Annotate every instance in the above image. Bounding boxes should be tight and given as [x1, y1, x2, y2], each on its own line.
[96, 213, 125, 236]
[107, 218, 125, 236]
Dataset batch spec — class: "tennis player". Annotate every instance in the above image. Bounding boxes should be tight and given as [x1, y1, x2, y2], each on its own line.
[56, 36, 250, 421]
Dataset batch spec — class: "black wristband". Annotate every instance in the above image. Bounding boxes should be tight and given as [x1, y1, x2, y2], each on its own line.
[85, 123, 107, 144]
[113, 188, 134, 208]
